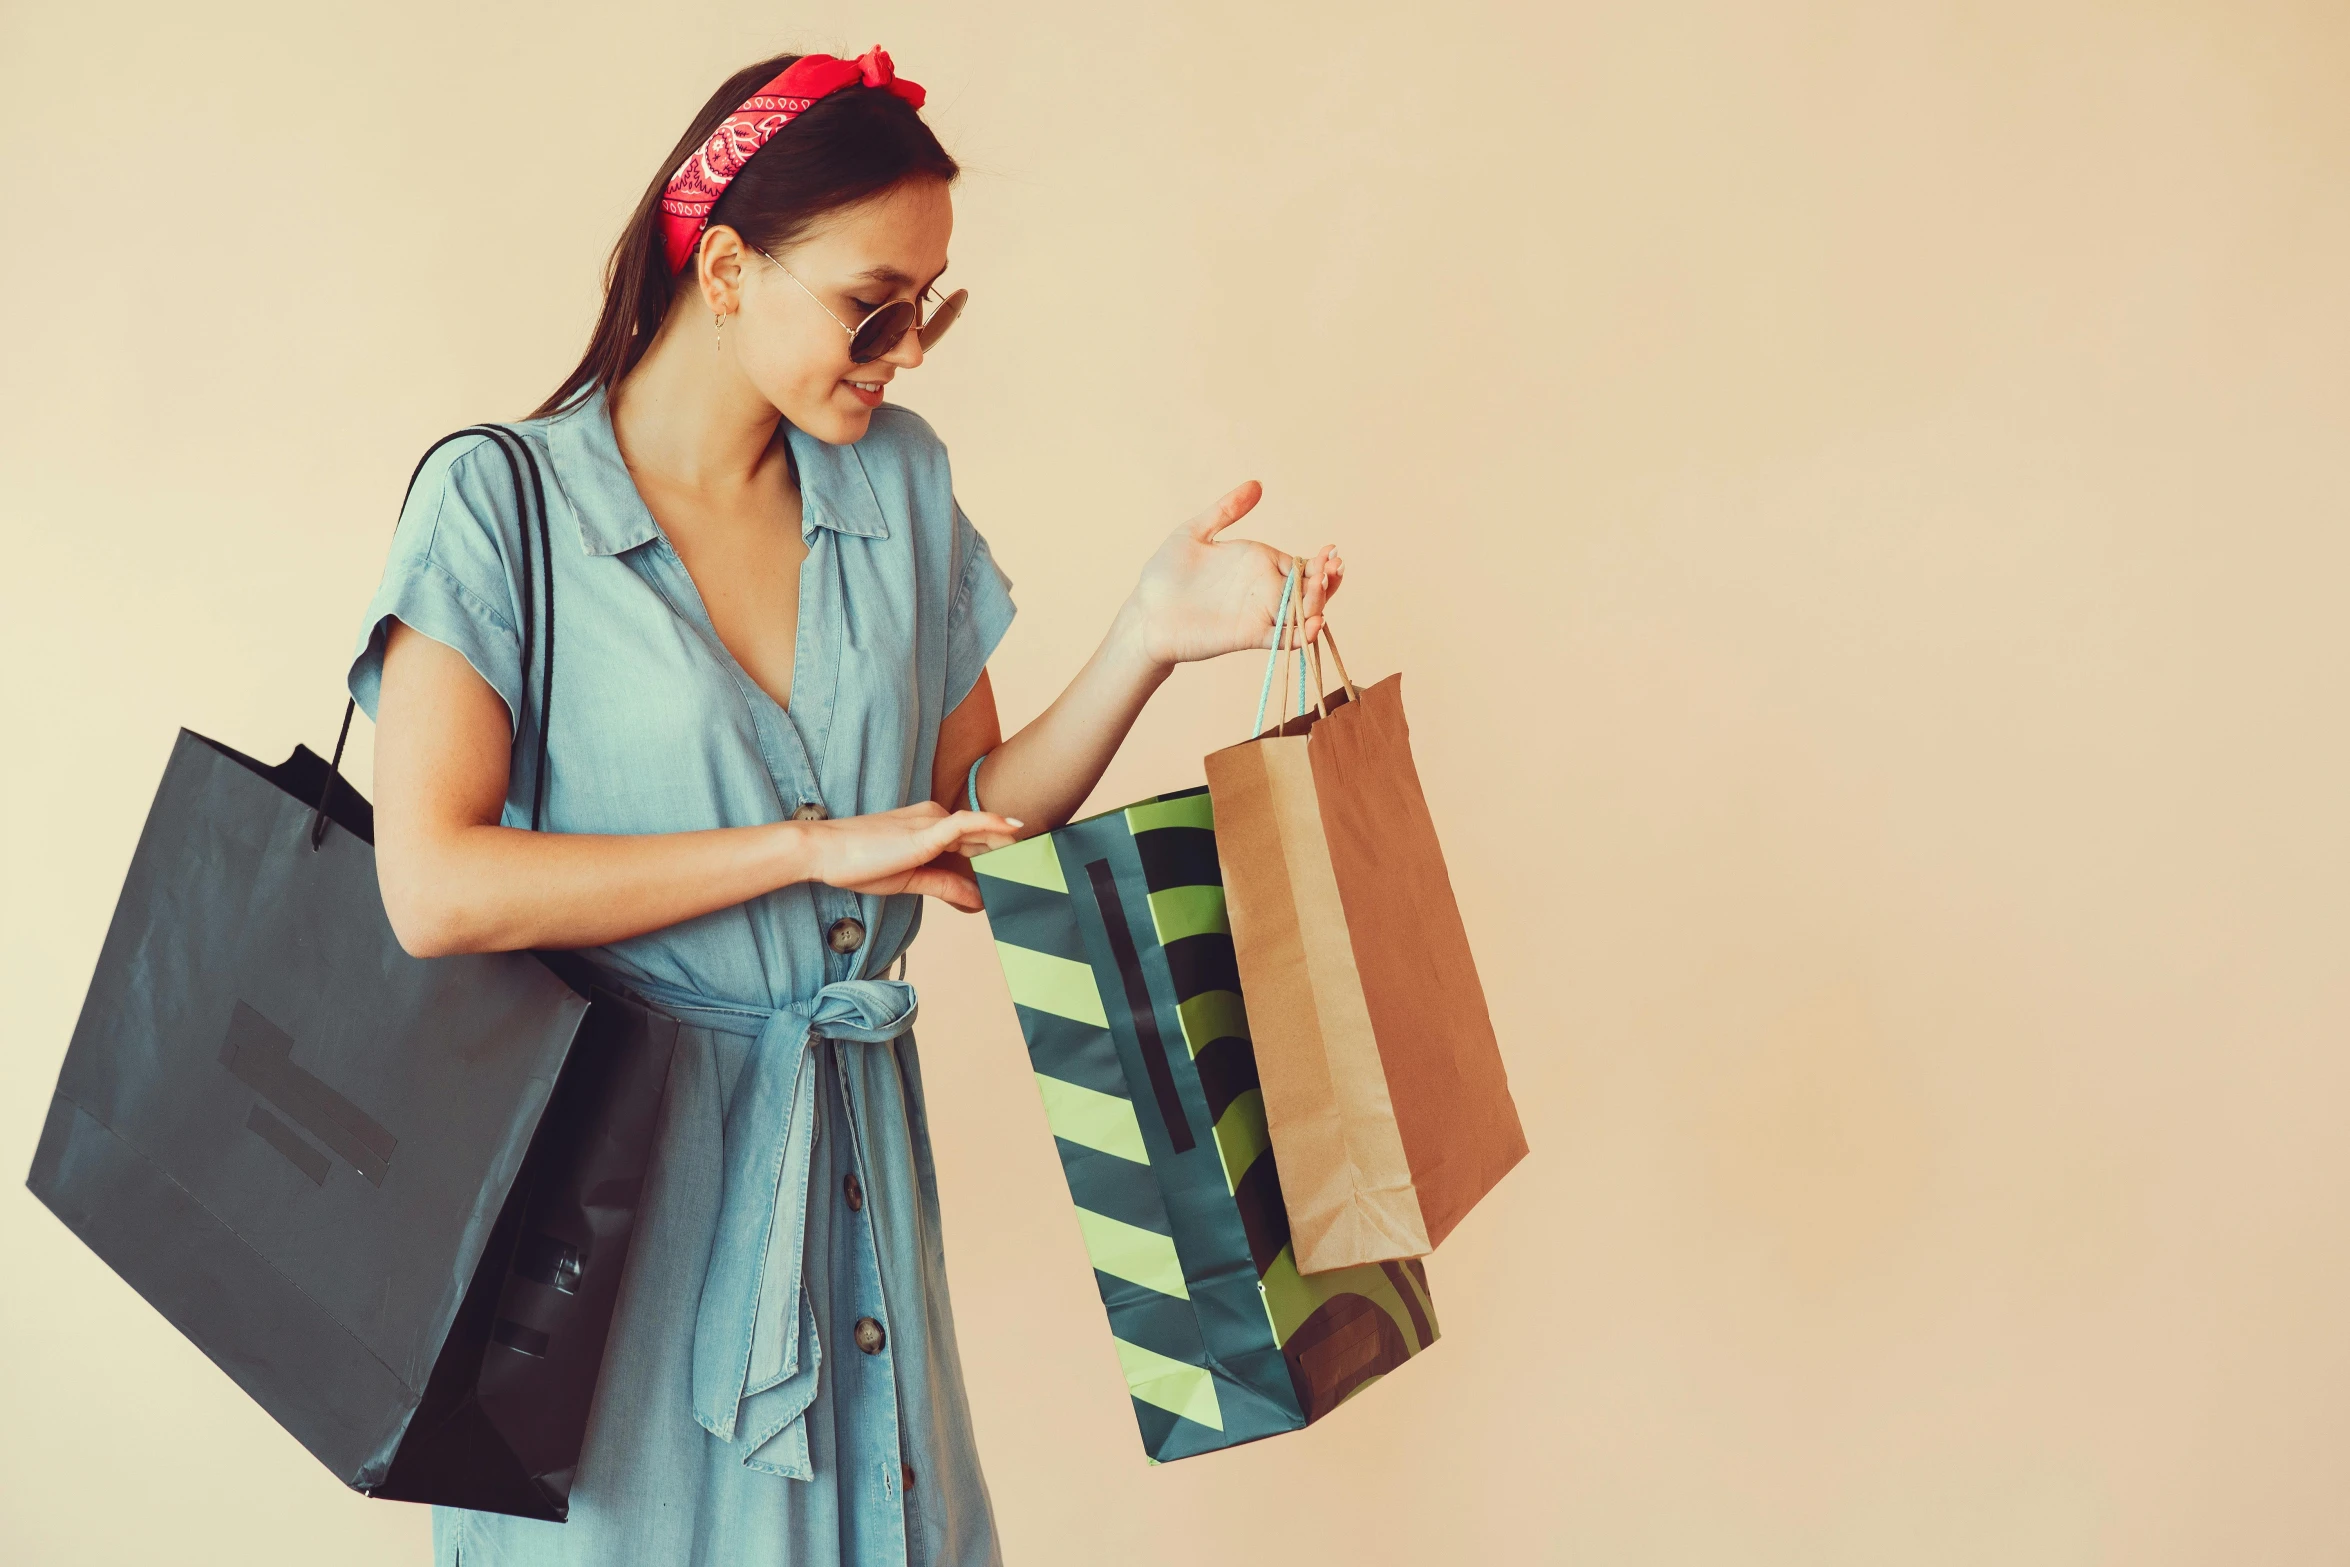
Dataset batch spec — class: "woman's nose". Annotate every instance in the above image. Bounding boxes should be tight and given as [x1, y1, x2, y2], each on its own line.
[880, 323, 925, 370]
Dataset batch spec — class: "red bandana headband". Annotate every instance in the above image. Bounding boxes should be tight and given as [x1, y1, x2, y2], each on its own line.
[658, 46, 927, 273]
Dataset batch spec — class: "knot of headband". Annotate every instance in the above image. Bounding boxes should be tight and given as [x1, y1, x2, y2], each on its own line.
[658, 46, 927, 273]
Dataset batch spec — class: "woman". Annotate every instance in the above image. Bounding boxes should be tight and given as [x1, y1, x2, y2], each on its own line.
[348, 46, 1341, 1567]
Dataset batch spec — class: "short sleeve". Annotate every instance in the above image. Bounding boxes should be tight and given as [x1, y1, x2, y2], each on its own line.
[345, 438, 526, 732]
[944, 500, 1016, 715]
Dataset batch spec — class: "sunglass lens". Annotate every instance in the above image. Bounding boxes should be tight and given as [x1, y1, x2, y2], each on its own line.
[917, 289, 968, 349]
[849, 300, 918, 363]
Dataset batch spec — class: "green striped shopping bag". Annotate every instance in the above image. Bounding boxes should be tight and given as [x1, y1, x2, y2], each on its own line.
[973, 786, 1437, 1462]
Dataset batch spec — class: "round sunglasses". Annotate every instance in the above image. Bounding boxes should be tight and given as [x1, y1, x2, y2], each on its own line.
[756, 245, 968, 363]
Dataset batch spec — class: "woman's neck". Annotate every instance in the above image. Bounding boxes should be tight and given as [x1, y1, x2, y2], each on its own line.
[608, 304, 789, 497]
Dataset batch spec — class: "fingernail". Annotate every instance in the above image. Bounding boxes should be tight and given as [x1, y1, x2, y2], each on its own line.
[1006, 818, 1026, 827]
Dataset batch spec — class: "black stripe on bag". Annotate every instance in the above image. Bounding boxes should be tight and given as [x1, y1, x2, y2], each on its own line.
[1084, 859, 1195, 1155]
[1231, 1146, 1293, 1276]
[1190, 1034, 1261, 1125]
[1130, 825, 1220, 895]
[1159, 932, 1241, 1002]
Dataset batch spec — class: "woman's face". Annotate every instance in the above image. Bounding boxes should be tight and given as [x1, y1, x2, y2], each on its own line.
[711, 178, 955, 445]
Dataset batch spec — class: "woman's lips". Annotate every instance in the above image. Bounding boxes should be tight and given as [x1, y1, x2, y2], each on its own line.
[843, 378, 887, 408]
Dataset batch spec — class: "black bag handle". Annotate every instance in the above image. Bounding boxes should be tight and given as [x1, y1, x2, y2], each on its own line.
[310, 425, 556, 849]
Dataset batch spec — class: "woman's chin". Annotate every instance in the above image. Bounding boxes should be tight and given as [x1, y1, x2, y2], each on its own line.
[788, 401, 876, 446]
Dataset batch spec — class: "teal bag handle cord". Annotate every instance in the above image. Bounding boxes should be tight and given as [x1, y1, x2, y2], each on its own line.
[1250, 561, 1302, 740]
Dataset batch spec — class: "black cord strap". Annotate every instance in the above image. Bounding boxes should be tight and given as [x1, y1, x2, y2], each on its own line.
[310, 424, 557, 849]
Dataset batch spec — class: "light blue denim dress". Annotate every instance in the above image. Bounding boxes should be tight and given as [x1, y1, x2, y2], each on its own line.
[345, 389, 1015, 1567]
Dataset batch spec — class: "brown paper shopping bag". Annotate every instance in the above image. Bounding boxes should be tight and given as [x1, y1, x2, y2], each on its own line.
[1204, 571, 1527, 1273]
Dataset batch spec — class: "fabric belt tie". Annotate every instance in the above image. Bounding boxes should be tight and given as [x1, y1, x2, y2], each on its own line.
[619, 970, 918, 1480]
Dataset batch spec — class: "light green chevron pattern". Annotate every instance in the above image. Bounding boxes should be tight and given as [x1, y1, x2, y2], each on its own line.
[1175, 989, 1248, 1059]
[1211, 1088, 1270, 1194]
[1035, 1073, 1149, 1164]
[1122, 793, 1216, 834]
[1075, 1207, 1190, 1300]
[971, 833, 1065, 892]
[994, 940, 1108, 1027]
[1145, 882, 1230, 945]
[1113, 1336, 1225, 1431]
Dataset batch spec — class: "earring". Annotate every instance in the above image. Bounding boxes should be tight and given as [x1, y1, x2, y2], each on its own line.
[714, 309, 725, 352]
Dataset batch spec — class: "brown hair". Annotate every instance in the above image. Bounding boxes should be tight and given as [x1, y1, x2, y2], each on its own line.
[531, 52, 959, 419]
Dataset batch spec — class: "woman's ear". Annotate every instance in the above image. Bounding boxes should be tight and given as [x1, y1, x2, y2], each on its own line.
[697, 224, 750, 317]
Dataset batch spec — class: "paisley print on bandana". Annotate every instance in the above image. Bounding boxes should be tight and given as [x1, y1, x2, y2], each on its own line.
[658, 47, 928, 273]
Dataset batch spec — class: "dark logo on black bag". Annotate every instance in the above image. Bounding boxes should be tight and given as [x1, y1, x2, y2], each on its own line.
[219, 1001, 399, 1187]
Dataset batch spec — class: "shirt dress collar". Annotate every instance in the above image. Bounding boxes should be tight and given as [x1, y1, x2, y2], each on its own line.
[543, 388, 892, 553]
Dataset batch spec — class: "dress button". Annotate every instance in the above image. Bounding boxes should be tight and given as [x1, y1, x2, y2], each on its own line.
[902, 1463, 916, 1492]
[789, 802, 829, 822]
[853, 1316, 887, 1355]
[843, 1171, 864, 1211]
[826, 916, 866, 955]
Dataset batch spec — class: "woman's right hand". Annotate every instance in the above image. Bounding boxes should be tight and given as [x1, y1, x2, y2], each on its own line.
[805, 802, 1023, 911]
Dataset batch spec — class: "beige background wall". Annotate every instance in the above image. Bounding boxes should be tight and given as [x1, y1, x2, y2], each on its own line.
[5, 1, 2348, 1561]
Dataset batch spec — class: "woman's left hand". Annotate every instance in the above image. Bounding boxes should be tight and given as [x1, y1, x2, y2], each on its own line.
[1123, 481, 1345, 668]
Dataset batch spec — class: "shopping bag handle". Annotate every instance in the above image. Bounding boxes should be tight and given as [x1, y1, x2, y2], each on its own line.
[310, 425, 556, 849]
[1246, 559, 1359, 741]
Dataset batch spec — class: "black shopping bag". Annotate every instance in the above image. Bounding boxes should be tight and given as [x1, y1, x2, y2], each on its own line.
[25, 427, 675, 1521]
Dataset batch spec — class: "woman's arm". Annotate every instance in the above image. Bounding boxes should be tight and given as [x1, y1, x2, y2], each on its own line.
[374, 622, 1018, 957]
[934, 481, 1341, 836]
